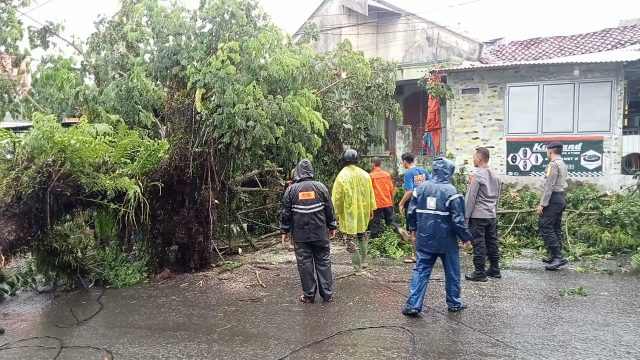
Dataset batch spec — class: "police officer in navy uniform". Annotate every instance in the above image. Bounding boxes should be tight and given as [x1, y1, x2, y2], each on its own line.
[536, 141, 568, 270]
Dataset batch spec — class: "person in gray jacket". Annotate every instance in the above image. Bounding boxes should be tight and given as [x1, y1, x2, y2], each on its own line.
[537, 141, 568, 271]
[464, 147, 502, 282]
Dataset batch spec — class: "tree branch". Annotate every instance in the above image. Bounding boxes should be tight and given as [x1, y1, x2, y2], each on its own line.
[0, 72, 47, 113]
[315, 76, 352, 95]
[232, 187, 276, 193]
[232, 168, 282, 185]
[15, 8, 84, 55]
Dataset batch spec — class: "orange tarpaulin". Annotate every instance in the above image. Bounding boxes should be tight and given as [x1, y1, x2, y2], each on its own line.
[424, 94, 442, 156]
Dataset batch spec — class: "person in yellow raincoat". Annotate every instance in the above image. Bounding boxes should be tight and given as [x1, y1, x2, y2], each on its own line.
[332, 149, 377, 274]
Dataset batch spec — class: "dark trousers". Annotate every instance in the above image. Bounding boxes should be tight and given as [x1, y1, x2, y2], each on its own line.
[469, 218, 500, 272]
[369, 207, 399, 238]
[538, 192, 566, 250]
[294, 240, 333, 301]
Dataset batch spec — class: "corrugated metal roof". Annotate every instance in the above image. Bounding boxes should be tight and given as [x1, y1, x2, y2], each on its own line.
[441, 47, 640, 72]
[0, 121, 32, 129]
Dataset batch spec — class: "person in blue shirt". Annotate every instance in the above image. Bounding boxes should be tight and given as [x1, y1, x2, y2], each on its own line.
[398, 152, 431, 263]
[402, 157, 473, 317]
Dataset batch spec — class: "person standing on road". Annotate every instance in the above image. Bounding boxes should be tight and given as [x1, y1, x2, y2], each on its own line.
[368, 157, 400, 239]
[280, 160, 338, 303]
[398, 152, 431, 264]
[464, 147, 502, 282]
[332, 149, 377, 274]
[537, 141, 569, 271]
[402, 157, 472, 317]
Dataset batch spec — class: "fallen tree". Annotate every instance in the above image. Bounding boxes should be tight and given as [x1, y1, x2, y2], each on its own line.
[0, 0, 400, 283]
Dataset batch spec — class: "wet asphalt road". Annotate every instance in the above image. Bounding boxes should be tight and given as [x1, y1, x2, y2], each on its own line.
[1, 247, 640, 359]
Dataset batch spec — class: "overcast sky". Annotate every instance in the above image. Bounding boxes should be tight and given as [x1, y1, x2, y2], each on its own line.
[16, 0, 640, 50]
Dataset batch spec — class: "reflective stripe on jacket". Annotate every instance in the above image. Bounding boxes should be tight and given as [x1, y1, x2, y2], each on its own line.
[280, 160, 337, 243]
[408, 158, 472, 253]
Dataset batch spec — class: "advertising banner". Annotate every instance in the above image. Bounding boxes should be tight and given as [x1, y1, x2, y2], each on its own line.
[506, 136, 604, 177]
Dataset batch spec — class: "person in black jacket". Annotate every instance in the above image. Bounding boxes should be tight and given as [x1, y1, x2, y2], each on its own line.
[280, 159, 338, 303]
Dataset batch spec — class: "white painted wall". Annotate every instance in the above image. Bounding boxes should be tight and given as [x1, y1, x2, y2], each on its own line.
[305, 0, 482, 65]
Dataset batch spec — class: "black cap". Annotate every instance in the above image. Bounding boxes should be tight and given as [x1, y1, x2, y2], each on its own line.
[342, 149, 359, 165]
[546, 141, 563, 149]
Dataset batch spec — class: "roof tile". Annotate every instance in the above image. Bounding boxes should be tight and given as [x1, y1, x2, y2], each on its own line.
[481, 25, 640, 64]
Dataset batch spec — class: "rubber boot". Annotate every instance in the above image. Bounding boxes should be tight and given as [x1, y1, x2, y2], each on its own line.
[545, 247, 568, 271]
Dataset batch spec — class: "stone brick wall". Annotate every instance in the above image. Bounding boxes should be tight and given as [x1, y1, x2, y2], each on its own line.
[444, 63, 633, 190]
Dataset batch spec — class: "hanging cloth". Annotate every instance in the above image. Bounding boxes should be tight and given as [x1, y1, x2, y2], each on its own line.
[424, 94, 442, 156]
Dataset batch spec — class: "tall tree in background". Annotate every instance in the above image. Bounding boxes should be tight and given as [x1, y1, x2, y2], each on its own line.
[0, 0, 401, 272]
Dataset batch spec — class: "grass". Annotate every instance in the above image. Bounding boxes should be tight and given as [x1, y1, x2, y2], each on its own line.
[560, 284, 588, 297]
[217, 261, 245, 274]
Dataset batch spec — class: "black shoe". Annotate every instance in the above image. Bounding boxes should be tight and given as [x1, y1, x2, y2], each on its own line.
[448, 304, 467, 313]
[542, 256, 553, 264]
[545, 257, 568, 271]
[486, 268, 502, 278]
[465, 271, 488, 282]
[402, 308, 420, 317]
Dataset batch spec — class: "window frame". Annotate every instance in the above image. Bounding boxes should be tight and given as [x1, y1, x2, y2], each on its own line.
[505, 79, 615, 136]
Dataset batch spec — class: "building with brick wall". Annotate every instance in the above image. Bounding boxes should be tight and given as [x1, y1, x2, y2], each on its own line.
[441, 25, 640, 190]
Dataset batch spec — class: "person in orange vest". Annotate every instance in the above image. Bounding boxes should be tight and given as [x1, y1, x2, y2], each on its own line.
[368, 157, 400, 238]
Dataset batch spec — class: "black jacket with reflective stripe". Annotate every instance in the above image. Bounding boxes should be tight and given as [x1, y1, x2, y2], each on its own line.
[280, 160, 337, 243]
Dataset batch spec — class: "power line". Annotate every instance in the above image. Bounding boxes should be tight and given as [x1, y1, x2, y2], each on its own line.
[18, 0, 57, 16]
[313, 0, 482, 18]
[13, 7, 83, 54]
[320, 23, 465, 37]
[315, 0, 483, 33]
[315, 22, 474, 53]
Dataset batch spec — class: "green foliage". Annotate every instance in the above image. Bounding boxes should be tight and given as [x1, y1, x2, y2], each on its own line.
[27, 20, 64, 51]
[0, 265, 37, 301]
[0, 1, 29, 54]
[0, 0, 403, 275]
[1, 0, 72, 118]
[498, 184, 640, 262]
[93, 241, 150, 288]
[28, 56, 84, 119]
[313, 41, 401, 179]
[0, 113, 165, 291]
[368, 229, 412, 260]
[560, 284, 588, 297]
[1, 113, 168, 226]
[30, 211, 150, 290]
[632, 252, 640, 269]
[450, 157, 470, 194]
[418, 73, 454, 101]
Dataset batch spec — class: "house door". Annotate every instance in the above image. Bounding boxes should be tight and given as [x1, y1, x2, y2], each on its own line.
[403, 90, 427, 154]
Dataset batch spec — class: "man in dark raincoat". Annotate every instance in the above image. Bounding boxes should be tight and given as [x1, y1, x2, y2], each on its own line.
[280, 160, 338, 303]
[403, 157, 473, 317]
